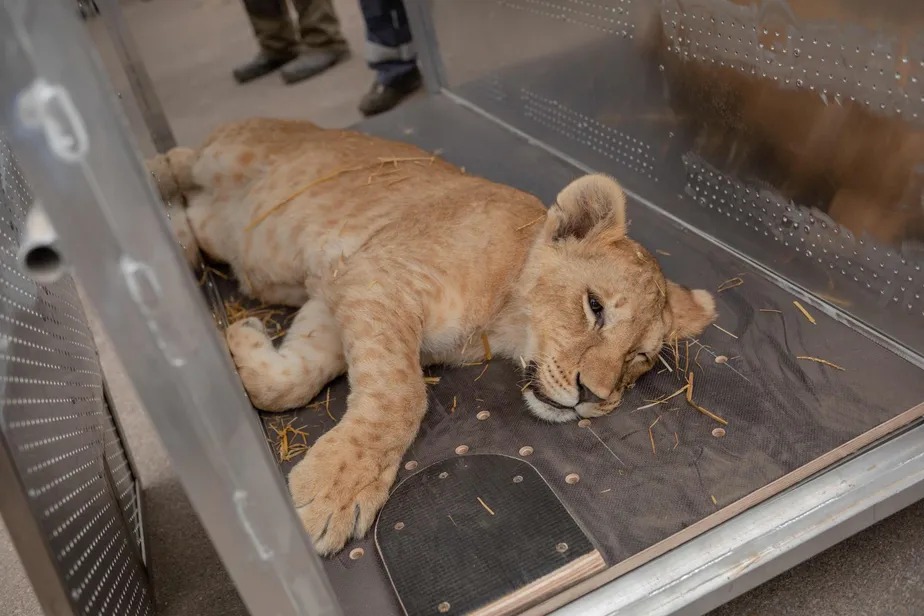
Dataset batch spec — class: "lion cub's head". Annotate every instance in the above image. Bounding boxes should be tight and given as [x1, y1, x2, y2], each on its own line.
[519, 174, 716, 422]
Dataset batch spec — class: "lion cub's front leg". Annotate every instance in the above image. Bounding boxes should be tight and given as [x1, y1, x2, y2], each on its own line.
[287, 293, 427, 555]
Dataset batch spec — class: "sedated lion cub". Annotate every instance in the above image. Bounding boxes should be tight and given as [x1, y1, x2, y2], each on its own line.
[147, 118, 717, 555]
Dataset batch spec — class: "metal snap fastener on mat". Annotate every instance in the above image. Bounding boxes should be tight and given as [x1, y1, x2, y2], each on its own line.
[394, 521, 405, 531]
[518, 446, 533, 457]
[714, 355, 728, 364]
[578, 419, 591, 428]
[476, 410, 490, 420]
[556, 542, 569, 553]
[455, 444, 469, 455]
[512, 475, 523, 484]
[438, 471, 449, 479]
[565, 473, 580, 485]
[348, 548, 364, 560]
[437, 602, 451, 613]
[404, 460, 418, 471]
[712, 428, 727, 438]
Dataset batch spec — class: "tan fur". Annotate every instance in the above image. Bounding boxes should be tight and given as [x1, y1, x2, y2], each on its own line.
[146, 118, 717, 555]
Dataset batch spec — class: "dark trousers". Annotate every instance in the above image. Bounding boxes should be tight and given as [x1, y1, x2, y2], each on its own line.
[242, 0, 347, 57]
[359, 0, 417, 86]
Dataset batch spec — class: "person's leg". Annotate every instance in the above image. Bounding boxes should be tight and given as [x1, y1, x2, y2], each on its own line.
[233, 0, 299, 83]
[280, 0, 350, 84]
[357, 0, 422, 116]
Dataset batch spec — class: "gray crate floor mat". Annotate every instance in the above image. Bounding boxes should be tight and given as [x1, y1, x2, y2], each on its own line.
[202, 97, 924, 616]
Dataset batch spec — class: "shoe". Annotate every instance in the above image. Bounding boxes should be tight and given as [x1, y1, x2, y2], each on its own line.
[233, 51, 297, 84]
[280, 48, 349, 84]
[358, 68, 422, 117]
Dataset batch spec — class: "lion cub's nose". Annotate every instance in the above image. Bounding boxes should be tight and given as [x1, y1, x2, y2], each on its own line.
[576, 374, 605, 404]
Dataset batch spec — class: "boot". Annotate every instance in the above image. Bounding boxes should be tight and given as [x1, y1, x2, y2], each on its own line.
[279, 48, 349, 84]
[233, 51, 297, 84]
[358, 67, 422, 117]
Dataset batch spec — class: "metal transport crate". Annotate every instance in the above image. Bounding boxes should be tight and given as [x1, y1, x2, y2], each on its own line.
[2, 0, 922, 615]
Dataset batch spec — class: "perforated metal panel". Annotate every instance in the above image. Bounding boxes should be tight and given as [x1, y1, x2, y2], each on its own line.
[429, 0, 924, 356]
[0, 135, 153, 616]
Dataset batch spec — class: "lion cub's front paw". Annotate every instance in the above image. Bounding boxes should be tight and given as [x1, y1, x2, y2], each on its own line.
[288, 427, 398, 555]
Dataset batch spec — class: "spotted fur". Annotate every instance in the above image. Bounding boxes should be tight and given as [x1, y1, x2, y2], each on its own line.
[146, 118, 717, 555]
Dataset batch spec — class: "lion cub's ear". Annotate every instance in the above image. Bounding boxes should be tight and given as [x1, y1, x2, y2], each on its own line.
[544, 174, 627, 242]
[665, 282, 717, 338]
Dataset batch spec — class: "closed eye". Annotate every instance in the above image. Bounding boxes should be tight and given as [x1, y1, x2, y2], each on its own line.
[626, 350, 650, 363]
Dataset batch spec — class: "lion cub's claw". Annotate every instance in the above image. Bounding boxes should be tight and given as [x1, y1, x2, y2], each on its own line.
[288, 428, 397, 555]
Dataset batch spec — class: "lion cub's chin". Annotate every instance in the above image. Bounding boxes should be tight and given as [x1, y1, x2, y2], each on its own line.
[523, 389, 616, 423]
[523, 390, 577, 423]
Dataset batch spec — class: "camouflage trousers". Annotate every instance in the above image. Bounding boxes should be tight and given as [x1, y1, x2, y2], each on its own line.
[242, 0, 347, 57]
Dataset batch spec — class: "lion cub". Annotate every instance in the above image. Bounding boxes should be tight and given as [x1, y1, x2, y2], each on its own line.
[147, 118, 716, 555]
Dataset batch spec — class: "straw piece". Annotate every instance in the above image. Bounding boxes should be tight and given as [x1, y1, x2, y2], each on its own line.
[658, 353, 674, 373]
[717, 277, 744, 293]
[246, 164, 368, 231]
[648, 416, 661, 455]
[515, 215, 545, 232]
[793, 300, 817, 325]
[712, 324, 739, 339]
[689, 401, 728, 426]
[797, 356, 845, 371]
[636, 385, 688, 411]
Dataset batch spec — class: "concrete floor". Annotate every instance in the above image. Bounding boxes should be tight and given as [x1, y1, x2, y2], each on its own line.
[1, 1, 923, 615]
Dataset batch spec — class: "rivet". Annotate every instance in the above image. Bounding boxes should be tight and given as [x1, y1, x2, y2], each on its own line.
[349, 548, 364, 560]
[712, 428, 727, 438]
[438, 602, 451, 613]
[476, 411, 490, 420]
[565, 473, 580, 484]
[455, 445, 469, 455]
[556, 542, 569, 553]
[578, 419, 591, 428]
[404, 460, 418, 471]
[438, 472, 449, 479]
[394, 522, 405, 531]
[714, 355, 728, 364]
[513, 475, 523, 483]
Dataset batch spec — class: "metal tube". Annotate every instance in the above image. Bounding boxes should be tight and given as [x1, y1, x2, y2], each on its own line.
[17, 201, 66, 284]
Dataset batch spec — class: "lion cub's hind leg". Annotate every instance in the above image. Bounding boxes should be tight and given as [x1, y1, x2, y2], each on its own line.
[227, 298, 346, 411]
